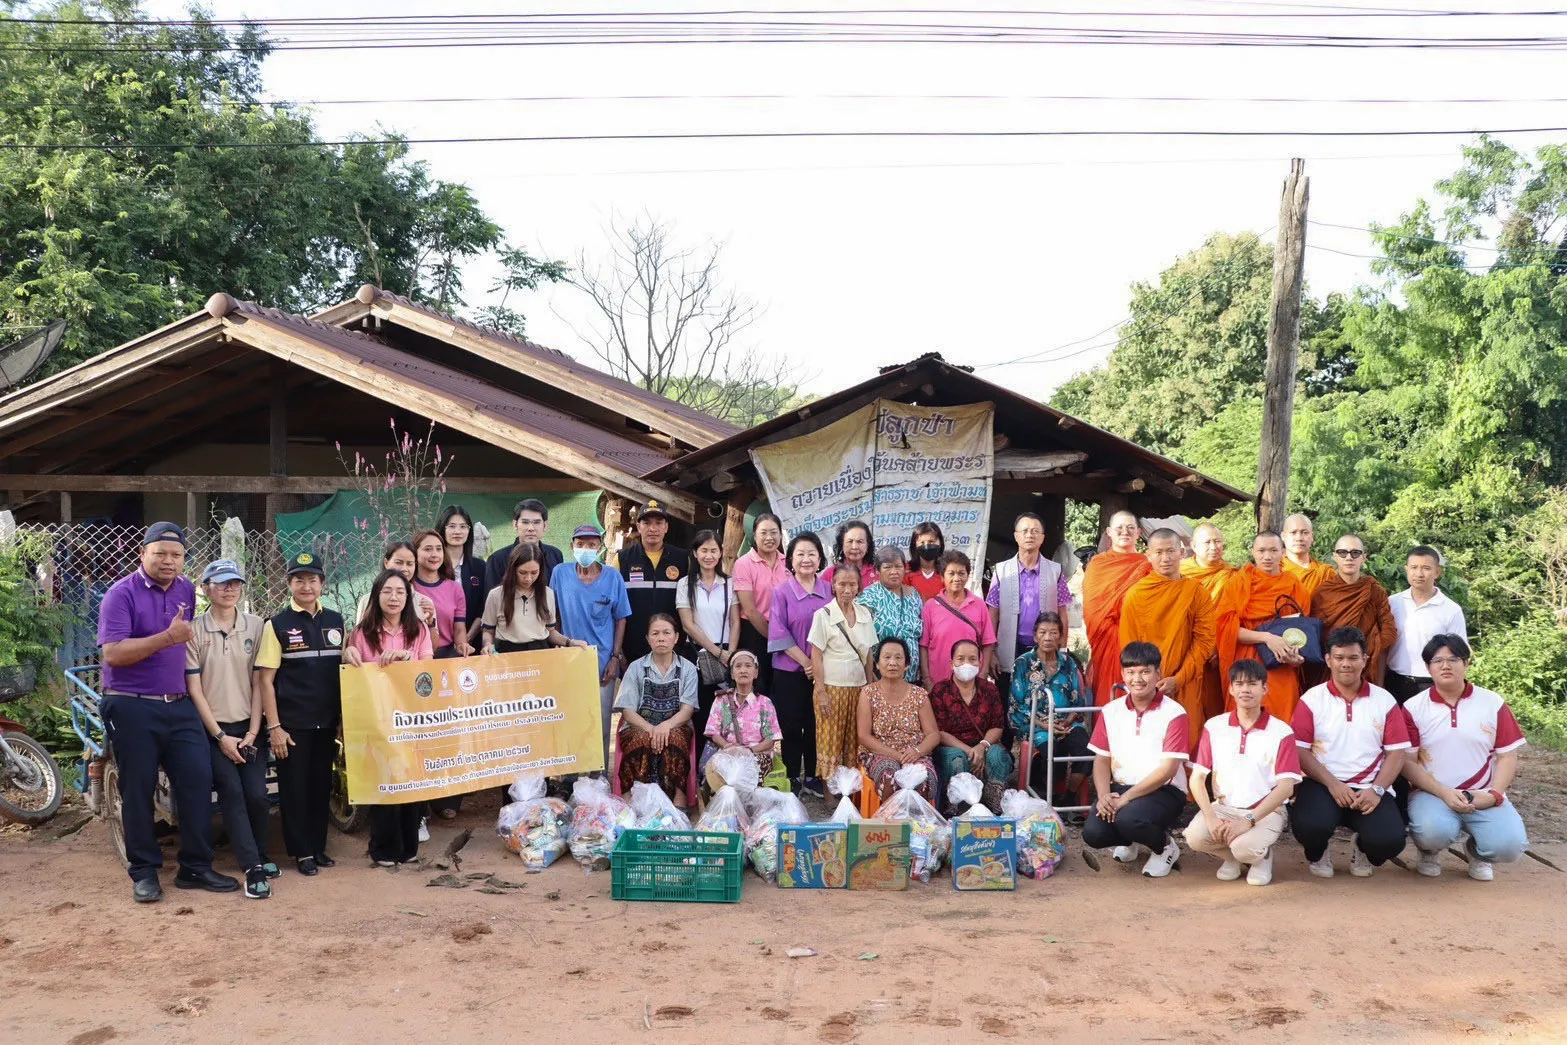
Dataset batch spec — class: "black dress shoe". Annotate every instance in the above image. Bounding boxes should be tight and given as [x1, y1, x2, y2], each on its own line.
[296, 856, 319, 876]
[132, 877, 163, 903]
[174, 868, 240, 893]
[313, 852, 337, 869]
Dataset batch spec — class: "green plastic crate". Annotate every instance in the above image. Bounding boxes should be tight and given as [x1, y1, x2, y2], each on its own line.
[611, 828, 745, 904]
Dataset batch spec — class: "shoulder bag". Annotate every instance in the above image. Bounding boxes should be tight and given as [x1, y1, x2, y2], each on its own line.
[1253, 594, 1325, 668]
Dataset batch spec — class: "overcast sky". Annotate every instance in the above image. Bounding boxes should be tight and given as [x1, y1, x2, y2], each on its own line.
[143, 1, 1567, 400]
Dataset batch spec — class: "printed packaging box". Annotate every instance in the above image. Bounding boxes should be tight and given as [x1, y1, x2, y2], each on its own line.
[951, 818, 1017, 891]
[777, 824, 848, 889]
[847, 820, 912, 891]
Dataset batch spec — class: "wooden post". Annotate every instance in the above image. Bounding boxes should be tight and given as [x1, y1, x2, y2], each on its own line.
[721, 485, 753, 572]
[602, 496, 629, 568]
[266, 361, 288, 532]
[1040, 495, 1067, 560]
[1257, 158, 1309, 534]
[186, 491, 201, 532]
[58, 491, 72, 524]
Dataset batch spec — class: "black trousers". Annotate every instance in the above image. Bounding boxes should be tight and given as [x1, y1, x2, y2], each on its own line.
[738, 620, 773, 696]
[1082, 783, 1185, 851]
[103, 694, 214, 882]
[369, 803, 422, 863]
[274, 725, 334, 859]
[1384, 670, 1432, 705]
[1289, 778, 1407, 865]
[1031, 728, 1092, 791]
[772, 668, 816, 782]
[211, 720, 271, 870]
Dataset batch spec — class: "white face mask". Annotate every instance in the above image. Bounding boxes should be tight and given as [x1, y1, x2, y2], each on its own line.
[952, 663, 981, 683]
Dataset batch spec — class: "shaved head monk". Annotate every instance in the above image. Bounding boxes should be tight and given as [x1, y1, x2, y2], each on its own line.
[1084, 511, 1152, 705]
[1311, 534, 1398, 686]
[1120, 528, 1216, 747]
[1215, 531, 1312, 720]
[1181, 523, 1237, 719]
[1281, 514, 1334, 599]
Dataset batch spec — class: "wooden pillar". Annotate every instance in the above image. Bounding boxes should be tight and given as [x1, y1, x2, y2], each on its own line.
[1040, 494, 1066, 560]
[186, 491, 201, 532]
[266, 361, 288, 532]
[58, 491, 72, 524]
[1257, 158, 1309, 533]
[721, 485, 753, 572]
[602, 496, 630, 569]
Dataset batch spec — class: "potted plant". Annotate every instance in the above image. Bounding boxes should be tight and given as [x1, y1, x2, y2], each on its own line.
[0, 533, 71, 699]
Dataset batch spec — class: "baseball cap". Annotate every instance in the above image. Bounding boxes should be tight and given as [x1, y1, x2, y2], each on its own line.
[286, 552, 325, 577]
[200, 559, 246, 585]
[142, 521, 187, 547]
[571, 524, 605, 541]
[634, 499, 670, 522]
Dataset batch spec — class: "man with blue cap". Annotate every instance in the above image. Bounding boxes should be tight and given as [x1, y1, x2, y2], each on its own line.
[98, 522, 238, 903]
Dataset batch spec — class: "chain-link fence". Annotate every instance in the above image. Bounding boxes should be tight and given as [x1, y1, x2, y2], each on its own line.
[20, 522, 385, 668]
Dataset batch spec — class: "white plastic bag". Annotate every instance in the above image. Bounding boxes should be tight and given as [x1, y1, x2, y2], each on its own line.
[947, 771, 994, 819]
[567, 776, 635, 873]
[707, 747, 760, 796]
[878, 764, 951, 882]
[745, 787, 812, 881]
[630, 781, 692, 831]
[495, 771, 570, 870]
[826, 765, 863, 822]
[695, 784, 751, 835]
[1001, 788, 1066, 880]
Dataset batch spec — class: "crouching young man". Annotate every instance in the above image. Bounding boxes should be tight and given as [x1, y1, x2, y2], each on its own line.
[1083, 642, 1190, 879]
[1401, 634, 1528, 881]
[1183, 660, 1301, 886]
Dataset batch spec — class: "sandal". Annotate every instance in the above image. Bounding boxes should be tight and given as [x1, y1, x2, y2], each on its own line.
[438, 809, 458, 821]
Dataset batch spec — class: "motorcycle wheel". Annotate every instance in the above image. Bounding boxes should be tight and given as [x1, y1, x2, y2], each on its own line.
[0, 731, 65, 825]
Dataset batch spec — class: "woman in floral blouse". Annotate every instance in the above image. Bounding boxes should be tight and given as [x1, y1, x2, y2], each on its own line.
[856, 545, 924, 683]
[698, 650, 780, 781]
[856, 638, 940, 801]
[1009, 611, 1090, 803]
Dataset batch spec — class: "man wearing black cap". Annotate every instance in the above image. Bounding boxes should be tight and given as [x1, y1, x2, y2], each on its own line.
[255, 552, 345, 876]
[98, 522, 239, 903]
[618, 499, 688, 664]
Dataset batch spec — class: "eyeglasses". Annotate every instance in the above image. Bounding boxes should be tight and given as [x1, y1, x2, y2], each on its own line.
[1428, 656, 1465, 668]
[1333, 549, 1366, 558]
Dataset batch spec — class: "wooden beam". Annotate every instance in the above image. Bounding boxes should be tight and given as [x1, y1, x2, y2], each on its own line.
[6, 474, 597, 494]
[1115, 478, 1147, 495]
[720, 484, 753, 572]
[1125, 465, 1185, 500]
[186, 491, 202, 531]
[993, 450, 1089, 478]
[269, 359, 288, 477]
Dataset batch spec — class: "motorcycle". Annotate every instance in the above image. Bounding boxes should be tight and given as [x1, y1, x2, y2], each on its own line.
[0, 664, 65, 824]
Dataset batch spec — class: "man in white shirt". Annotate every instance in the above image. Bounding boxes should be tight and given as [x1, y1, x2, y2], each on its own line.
[1386, 545, 1468, 703]
[1401, 634, 1529, 882]
[1083, 642, 1190, 879]
[1289, 626, 1410, 878]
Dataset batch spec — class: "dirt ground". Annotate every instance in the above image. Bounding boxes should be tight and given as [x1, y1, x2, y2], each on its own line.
[4, 750, 1567, 1045]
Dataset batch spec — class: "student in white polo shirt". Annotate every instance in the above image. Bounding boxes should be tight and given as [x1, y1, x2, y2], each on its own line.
[1385, 545, 1469, 703]
[1183, 659, 1302, 887]
[1401, 634, 1528, 881]
[1289, 626, 1411, 878]
[1084, 641, 1190, 879]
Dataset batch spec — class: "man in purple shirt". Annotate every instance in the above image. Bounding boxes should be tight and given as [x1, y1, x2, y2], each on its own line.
[98, 522, 238, 903]
[987, 512, 1076, 696]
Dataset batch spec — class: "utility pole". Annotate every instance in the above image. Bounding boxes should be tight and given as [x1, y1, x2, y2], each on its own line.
[1256, 158, 1308, 533]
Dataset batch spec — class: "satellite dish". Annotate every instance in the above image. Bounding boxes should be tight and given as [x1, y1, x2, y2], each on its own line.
[0, 320, 67, 392]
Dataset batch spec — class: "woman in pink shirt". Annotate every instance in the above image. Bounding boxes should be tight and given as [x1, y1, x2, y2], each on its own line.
[733, 513, 788, 695]
[344, 569, 434, 866]
[412, 528, 471, 658]
[919, 550, 997, 690]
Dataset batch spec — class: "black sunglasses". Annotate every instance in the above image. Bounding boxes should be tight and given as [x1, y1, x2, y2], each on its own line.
[1333, 548, 1366, 558]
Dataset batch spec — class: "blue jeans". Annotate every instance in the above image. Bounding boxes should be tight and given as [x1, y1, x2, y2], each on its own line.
[935, 743, 1014, 806]
[1408, 790, 1528, 863]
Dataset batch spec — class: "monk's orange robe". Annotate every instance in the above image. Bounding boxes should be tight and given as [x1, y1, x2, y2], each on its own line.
[1181, 558, 1237, 720]
[1216, 563, 1312, 721]
[1119, 573, 1217, 747]
[1283, 557, 1335, 600]
[1311, 574, 1399, 686]
[1084, 550, 1152, 705]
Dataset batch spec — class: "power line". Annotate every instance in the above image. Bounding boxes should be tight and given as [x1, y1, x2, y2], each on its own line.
[1308, 218, 1503, 251]
[1305, 241, 1561, 269]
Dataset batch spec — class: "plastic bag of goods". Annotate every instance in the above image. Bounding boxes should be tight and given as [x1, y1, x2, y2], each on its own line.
[947, 771, 995, 819]
[1001, 788, 1066, 880]
[630, 781, 692, 831]
[695, 782, 752, 835]
[826, 765, 864, 823]
[878, 764, 951, 882]
[567, 776, 636, 873]
[495, 772, 571, 870]
[745, 787, 811, 882]
[705, 747, 761, 797]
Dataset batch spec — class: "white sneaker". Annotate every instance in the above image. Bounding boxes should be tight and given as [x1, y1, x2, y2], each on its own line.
[1112, 844, 1145, 864]
[1416, 851, 1443, 877]
[1216, 859, 1244, 881]
[417, 818, 430, 843]
[1246, 850, 1274, 886]
[1308, 853, 1335, 878]
[1349, 838, 1374, 877]
[1142, 839, 1180, 878]
[1467, 858, 1494, 882]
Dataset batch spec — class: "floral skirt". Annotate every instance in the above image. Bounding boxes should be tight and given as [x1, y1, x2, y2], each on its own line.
[816, 684, 861, 779]
[858, 751, 937, 801]
[618, 723, 695, 802]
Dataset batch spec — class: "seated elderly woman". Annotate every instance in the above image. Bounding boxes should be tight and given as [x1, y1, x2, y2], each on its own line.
[856, 637, 941, 801]
[929, 638, 1013, 810]
[615, 614, 699, 802]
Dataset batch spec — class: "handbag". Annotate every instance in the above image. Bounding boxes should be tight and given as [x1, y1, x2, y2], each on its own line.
[695, 579, 732, 686]
[1253, 594, 1325, 668]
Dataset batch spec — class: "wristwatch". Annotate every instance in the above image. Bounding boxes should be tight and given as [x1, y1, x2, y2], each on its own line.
[1242, 812, 1256, 824]
[1371, 785, 1386, 797]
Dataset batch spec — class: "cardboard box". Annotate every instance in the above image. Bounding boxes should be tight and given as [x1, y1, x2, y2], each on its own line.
[847, 821, 911, 891]
[777, 824, 848, 889]
[951, 818, 1017, 891]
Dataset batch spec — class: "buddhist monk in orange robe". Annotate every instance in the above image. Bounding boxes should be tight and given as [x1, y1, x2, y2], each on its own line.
[1216, 531, 1312, 721]
[1282, 513, 1335, 599]
[1084, 510, 1152, 705]
[1310, 533, 1399, 685]
[1120, 528, 1216, 747]
[1181, 523, 1237, 720]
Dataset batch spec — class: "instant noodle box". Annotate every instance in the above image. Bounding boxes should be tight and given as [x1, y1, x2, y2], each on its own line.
[951, 818, 1017, 891]
[777, 823, 848, 889]
[847, 821, 912, 891]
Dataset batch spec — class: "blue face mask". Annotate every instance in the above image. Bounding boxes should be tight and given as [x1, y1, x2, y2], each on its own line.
[574, 547, 600, 568]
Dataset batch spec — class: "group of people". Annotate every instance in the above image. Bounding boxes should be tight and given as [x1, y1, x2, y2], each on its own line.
[93, 498, 1529, 905]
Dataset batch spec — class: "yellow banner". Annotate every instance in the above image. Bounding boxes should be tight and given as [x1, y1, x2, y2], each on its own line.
[340, 647, 605, 804]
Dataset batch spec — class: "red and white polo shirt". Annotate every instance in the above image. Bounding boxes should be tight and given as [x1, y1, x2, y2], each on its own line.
[1089, 690, 1190, 791]
[1292, 679, 1411, 789]
[1191, 710, 1303, 809]
[1403, 683, 1526, 791]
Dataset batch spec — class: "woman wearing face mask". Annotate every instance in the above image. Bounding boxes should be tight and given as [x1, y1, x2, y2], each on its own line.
[930, 639, 1013, 811]
[906, 522, 946, 602]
